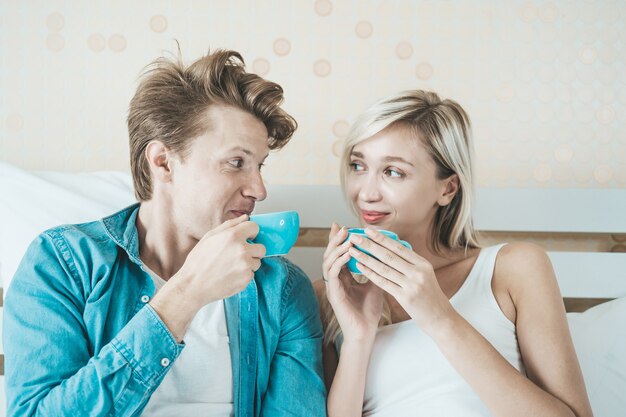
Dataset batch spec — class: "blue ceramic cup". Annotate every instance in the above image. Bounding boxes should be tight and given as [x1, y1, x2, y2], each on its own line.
[345, 228, 412, 274]
[249, 211, 300, 257]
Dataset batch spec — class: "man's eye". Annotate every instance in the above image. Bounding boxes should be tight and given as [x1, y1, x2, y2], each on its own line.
[229, 159, 243, 168]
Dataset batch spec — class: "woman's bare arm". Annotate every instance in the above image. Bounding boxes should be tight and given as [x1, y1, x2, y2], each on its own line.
[430, 243, 593, 417]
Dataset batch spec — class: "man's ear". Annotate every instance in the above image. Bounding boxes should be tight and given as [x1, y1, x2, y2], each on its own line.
[145, 141, 173, 183]
[437, 174, 459, 206]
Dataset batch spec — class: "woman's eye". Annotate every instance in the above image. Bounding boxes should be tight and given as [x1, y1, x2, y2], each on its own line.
[384, 168, 403, 178]
[229, 159, 243, 168]
[258, 162, 265, 171]
[350, 162, 364, 172]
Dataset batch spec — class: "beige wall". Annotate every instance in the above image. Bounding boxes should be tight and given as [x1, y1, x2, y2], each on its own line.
[1, 0, 625, 188]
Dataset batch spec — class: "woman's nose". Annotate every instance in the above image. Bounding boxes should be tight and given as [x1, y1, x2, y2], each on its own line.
[358, 174, 382, 202]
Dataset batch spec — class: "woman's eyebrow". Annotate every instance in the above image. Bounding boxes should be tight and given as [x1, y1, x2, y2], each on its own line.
[382, 156, 414, 166]
[351, 151, 414, 166]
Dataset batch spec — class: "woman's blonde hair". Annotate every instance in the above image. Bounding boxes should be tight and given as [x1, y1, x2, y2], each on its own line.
[324, 90, 480, 345]
[127, 48, 297, 201]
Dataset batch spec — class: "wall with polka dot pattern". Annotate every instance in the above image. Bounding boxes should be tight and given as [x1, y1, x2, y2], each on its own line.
[1, 0, 625, 189]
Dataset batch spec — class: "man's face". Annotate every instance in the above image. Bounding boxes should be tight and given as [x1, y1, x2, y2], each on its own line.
[167, 105, 269, 240]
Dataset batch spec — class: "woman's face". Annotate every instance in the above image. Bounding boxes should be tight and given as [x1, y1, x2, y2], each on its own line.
[346, 124, 450, 240]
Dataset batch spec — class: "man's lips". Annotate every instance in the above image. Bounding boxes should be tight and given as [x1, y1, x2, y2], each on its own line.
[230, 208, 254, 217]
[361, 210, 389, 223]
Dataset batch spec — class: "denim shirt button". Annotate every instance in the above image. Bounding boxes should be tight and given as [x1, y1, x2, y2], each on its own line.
[141, 295, 150, 303]
[160, 357, 170, 367]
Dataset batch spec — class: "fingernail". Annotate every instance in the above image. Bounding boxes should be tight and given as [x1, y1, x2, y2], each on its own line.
[350, 234, 363, 244]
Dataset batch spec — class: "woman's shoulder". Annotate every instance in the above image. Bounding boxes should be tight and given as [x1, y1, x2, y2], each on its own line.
[490, 242, 559, 322]
[494, 241, 556, 293]
[495, 242, 551, 270]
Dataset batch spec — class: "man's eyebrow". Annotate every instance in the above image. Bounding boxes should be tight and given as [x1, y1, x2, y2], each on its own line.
[350, 151, 414, 166]
[227, 146, 252, 155]
[227, 146, 269, 160]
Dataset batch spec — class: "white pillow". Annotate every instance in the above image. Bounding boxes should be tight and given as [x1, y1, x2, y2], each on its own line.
[567, 297, 626, 417]
[0, 162, 136, 294]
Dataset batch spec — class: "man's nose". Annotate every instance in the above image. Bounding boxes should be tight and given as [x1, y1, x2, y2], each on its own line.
[245, 170, 267, 201]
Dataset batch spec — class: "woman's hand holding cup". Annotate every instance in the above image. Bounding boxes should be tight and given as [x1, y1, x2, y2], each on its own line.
[347, 228, 456, 336]
[322, 223, 383, 344]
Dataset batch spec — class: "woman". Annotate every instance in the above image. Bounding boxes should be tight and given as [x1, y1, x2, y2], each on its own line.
[314, 90, 593, 417]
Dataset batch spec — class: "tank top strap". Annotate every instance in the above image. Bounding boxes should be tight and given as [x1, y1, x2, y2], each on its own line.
[453, 243, 508, 303]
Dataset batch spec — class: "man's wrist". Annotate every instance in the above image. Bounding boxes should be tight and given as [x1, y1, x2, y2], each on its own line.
[148, 281, 201, 343]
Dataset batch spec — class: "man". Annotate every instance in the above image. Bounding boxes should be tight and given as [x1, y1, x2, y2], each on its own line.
[4, 49, 326, 416]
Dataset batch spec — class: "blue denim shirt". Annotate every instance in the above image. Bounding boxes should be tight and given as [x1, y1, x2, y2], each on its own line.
[4, 204, 326, 416]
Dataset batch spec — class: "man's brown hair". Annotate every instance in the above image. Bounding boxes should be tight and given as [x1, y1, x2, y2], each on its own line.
[127, 48, 297, 201]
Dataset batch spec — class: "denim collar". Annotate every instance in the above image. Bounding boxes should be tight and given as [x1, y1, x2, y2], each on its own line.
[101, 203, 143, 266]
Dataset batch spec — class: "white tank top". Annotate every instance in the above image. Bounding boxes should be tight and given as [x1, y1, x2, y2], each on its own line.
[141, 265, 234, 417]
[339, 244, 524, 417]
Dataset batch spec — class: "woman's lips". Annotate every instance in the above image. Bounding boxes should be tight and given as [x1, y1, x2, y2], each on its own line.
[361, 210, 388, 223]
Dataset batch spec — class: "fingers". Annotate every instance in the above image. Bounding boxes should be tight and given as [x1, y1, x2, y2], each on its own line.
[349, 233, 412, 279]
[323, 224, 349, 259]
[364, 228, 419, 264]
[200, 214, 249, 240]
[323, 239, 351, 277]
[348, 245, 405, 287]
[325, 253, 352, 297]
[237, 219, 260, 240]
[247, 242, 267, 259]
[356, 262, 401, 297]
[326, 252, 351, 284]
[322, 231, 352, 285]
[250, 257, 262, 272]
[329, 222, 340, 242]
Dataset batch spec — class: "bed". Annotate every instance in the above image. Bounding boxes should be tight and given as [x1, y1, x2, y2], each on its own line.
[1, 160, 625, 416]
